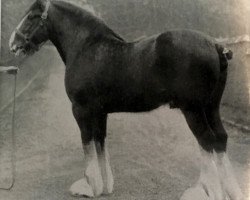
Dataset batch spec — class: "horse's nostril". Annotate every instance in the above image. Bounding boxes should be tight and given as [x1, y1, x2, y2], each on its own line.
[10, 44, 24, 53]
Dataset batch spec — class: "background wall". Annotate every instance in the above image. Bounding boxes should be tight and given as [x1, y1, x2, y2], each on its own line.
[2, 0, 250, 59]
[1, 0, 249, 126]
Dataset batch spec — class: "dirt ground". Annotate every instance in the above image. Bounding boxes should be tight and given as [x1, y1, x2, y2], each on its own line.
[0, 48, 249, 200]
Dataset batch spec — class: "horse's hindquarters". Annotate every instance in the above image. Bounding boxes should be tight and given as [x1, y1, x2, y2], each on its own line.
[155, 30, 221, 108]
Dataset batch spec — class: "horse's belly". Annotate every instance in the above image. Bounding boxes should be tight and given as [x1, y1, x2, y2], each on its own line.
[106, 100, 164, 113]
[105, 89, 171, 113]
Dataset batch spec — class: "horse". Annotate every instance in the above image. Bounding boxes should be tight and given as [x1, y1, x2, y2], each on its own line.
[9, 0, 243, 199]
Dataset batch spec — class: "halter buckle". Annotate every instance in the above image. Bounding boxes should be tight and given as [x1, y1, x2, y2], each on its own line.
[41, 13, 47, 20]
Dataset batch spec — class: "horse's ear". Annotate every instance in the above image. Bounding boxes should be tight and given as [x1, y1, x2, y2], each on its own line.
[36, 0, 47, 8]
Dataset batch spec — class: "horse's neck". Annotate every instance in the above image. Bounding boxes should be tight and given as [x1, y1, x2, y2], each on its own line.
[47, 10, 87, 64]
[47, 4, 124, 65]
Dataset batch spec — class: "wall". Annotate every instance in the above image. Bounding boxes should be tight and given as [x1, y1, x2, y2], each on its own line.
[222, 41, 250, 125]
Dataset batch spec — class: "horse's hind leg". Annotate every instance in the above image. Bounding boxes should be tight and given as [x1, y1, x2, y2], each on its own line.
[69, 104, 113, 197]
[205, 106, 243, 200]
[204, 69, 243, 200]
[181, 107, 224, 200]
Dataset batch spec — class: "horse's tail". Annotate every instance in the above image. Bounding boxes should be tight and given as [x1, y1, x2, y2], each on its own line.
[215, 44, 233, 72]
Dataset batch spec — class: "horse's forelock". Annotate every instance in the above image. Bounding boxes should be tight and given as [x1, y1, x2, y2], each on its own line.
[22, 1, 41, 18]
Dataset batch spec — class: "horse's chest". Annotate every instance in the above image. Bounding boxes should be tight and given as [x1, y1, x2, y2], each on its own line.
[64, 68, 93, 102]
[64, 62, 118, 105]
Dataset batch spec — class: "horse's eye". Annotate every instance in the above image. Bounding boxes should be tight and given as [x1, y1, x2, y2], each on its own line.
[27, 14, 34, 20]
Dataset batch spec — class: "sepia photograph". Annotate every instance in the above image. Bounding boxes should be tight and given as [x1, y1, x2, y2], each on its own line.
[0, 0, 249, 199]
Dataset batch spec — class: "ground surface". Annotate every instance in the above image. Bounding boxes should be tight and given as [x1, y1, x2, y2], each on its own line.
[0, 48, 249, 200]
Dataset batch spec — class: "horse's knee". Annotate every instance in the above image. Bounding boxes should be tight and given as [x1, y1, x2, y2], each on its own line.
[81, 133, 93, 145]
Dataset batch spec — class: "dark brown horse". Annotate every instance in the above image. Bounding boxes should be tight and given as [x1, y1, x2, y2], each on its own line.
[9, 0, 243, 199]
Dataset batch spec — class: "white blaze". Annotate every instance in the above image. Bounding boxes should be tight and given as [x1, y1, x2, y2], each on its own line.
[9, 31, 16, 50]
[9, 13, 29, 50]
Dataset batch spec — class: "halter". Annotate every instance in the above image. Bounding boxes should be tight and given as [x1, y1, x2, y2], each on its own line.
[15, 0, 50, 51]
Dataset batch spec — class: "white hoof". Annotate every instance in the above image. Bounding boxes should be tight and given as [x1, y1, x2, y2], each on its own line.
[69, 177, 94, 197]
[186, 150, 225, 200]
[180, 184, 211, 200]
[216, 153, 244, 200]
[102, 151, 114, 195]
[104, 166, 114, 194]
[221, 175, 244, 200]
[183, 150, 245, 200]
[200, 160, 224, 200]
[85, 159, 104, 196]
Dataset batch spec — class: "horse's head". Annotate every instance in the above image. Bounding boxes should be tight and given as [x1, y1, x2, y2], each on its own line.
[9, 0, 50, 56]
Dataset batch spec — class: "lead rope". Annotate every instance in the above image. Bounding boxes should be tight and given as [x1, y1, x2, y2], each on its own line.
[0, 72, 17, 190]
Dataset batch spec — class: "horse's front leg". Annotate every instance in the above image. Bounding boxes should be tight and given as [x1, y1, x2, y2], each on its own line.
[69, 104, 113, 197]
[91, 113, 114, 195]
[95, 139, 114, 195]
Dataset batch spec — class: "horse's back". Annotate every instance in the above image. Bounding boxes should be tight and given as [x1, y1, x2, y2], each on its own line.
[153, 29, 221, 107]
[108, 29, 221, 111]
[155, 29, 218, 68]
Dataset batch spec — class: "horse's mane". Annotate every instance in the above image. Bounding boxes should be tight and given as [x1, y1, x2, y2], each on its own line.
[51, 0, 125, 42]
